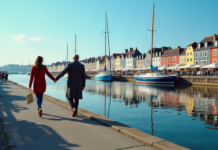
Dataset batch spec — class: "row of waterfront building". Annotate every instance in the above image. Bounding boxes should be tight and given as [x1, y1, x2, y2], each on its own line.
[49, 34, 218, 72]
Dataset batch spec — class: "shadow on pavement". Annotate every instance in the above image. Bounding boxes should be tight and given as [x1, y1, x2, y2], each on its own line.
[0, 82, 80, 150]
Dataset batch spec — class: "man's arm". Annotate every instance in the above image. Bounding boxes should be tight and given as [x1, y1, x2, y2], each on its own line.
[56, 64, 69, 81]
[82, 65, 85, 90]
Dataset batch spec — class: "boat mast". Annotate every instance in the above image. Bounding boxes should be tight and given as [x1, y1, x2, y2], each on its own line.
[67, 43, 68, 65]
[75, 35, 76, 55]
[105, 12, 107, 72]
[150, 5, 154, 73]
[22, 61, 23, 73]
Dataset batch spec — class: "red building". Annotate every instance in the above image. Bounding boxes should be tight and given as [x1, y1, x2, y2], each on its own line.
[210, 34, 218, 64]
[161, 46, 186, 67]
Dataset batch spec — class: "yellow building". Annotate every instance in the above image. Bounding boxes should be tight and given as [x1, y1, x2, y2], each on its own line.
[185, 93, 194, 116]
[115, 55, 121, 69]
[186, 42, 197, 65]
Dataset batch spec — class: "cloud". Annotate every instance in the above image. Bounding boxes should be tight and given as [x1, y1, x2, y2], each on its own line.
[29, 36, 42, 41]
[13, 34, 27, 41]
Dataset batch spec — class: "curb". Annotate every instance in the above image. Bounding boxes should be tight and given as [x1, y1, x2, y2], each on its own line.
[8, 80, 190, 150]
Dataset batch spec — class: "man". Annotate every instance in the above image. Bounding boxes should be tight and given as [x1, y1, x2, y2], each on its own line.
[56, 54, 85, 117]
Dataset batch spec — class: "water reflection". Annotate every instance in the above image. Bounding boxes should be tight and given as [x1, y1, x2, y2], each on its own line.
[84, 83, 218, 130]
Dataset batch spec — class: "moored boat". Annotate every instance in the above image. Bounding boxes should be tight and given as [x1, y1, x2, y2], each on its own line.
[134, 73, 176, 84]
[94, 72, 113, 81]
[134, 5, 176, 85]
[94, 12, 113, 81]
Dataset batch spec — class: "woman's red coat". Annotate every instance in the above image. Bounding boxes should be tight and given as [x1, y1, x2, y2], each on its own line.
[29, 66, 55, 93]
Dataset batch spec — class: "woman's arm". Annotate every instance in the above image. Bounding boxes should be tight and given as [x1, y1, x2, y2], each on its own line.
[56, 64, 69, 81]
[45, 66, 56, 81]
[29, 67, 35, 88]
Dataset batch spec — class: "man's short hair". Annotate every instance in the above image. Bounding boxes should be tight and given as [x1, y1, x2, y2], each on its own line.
[74, 54, 79, 60]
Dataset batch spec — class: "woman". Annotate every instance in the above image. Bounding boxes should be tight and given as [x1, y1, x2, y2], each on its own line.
[29, 56, 56, 117]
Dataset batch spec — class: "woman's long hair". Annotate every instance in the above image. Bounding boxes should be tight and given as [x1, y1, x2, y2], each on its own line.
[34, 56, 43, 71]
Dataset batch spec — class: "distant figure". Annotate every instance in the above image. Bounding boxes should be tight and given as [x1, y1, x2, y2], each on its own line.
[1, 71, 5, 82]
[55, 54, 86, 117]
[210, 70, 212, 76]
[29, 56, 56, 117]
[5, 71, 8, 82]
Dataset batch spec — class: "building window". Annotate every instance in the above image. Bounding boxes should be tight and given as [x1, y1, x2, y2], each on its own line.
[183, 58, 185, 62]
[190, 58, 192, 61]
[204, 51, 207, 57]
[198, 43, 200, 48]
[180, 58, 182, 62]
[201, 61, 207, 65]
[167, 57, 168, 61]
[213, 49, 217, 56]
[200, 52, 203, 58]
[195, 61, 199, 65]
[205, 42, 207, 47]
[190, 52, 192, 55]
[169, 57, 171, 61]
[189, 47, 190, 50]
[172, 57, 174, 61]
[187, 58, 189, 62]
[195, 52, 198, 58]
[175, 56, 176, 61]
[215, 41, 217, 46]
[213, 59, 217, 63]
[187, 52, 189, 56]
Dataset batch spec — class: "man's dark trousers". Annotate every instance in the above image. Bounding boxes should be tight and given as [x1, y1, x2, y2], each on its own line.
[67, 98, 79, 110]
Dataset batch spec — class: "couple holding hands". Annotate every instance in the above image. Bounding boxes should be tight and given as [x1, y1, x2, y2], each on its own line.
[29, 55, 85, 117]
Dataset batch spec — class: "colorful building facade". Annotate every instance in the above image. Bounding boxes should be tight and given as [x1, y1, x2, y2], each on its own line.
[210, 34, 218, 64]
[185, 43, 197, 65]
[161, 47, 186, 67]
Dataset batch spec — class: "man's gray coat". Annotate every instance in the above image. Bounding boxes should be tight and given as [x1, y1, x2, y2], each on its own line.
[56, 60, 85, 99]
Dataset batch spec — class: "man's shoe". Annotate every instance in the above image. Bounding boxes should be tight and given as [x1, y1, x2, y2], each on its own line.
[72, 109, 77, 117]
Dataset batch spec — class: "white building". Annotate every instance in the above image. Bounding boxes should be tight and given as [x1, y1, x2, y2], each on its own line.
[125, 47, 142, 69]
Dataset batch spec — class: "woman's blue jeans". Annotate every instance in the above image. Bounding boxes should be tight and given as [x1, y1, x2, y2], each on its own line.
[35, 93, 43, 110]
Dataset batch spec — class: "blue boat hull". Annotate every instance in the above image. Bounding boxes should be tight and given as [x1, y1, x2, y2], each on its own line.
[94, 75, 113, 81]
[134, 76, 176, 84]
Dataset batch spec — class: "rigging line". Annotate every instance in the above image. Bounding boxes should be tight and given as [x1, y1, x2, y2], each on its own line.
[143, 9, 152, 53]
[154, 15, 160, 48]
[106, 15, 111, 71]
[156, 8, 165, 46]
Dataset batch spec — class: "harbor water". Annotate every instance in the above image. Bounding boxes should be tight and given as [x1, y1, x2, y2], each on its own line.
[9, 74, 218, 150]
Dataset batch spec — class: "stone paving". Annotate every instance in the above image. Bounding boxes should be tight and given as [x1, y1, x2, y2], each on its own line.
[0, 81, 156, 150]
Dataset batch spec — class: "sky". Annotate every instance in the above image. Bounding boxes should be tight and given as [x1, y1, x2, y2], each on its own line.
[1, 0, 218, 66]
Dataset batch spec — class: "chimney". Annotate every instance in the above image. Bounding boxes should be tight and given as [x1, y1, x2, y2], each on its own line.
[125, 49, 128, 54]
[177, 46, 181, 49]
[169, 47, 171, 50]
[130, 47, 133, 52]
[161, 46, 164, 52]
[213, 34, 217, 41]
[135, 47, 137, 50]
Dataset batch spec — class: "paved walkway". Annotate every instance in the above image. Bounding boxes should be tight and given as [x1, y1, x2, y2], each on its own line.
[0, 82, 155, 150]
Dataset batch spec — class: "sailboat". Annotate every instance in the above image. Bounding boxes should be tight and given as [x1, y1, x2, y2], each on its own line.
[134, 5, 176, 84]
[20, 61, 25, 75]
[64, 43, 69, 78]
[94, 12, 113, 81]
[27, 58, 30, 75]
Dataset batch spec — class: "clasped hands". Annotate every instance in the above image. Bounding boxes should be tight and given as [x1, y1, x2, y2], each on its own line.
[54, 79, 57, 83]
